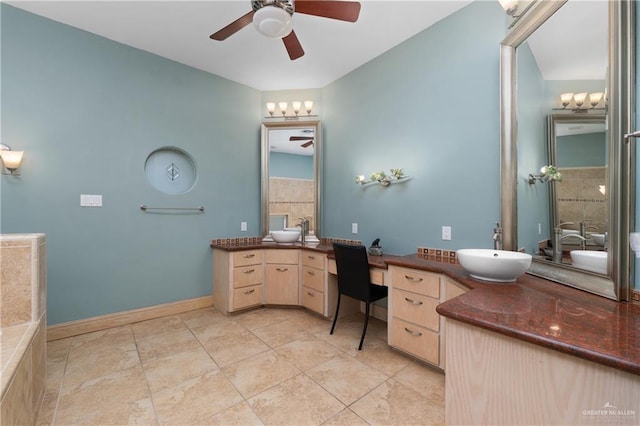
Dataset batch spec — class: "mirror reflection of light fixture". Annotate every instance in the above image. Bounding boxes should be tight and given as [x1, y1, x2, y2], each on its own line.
[266, 102, 276, 117]
[556, 91, 606, 112]
[264, 100, 316, 119]
[528, 165, 562, 185]
[252, 5, 293, 38]
[599, 185, 606, 195]
[500, 0, 538, 29]
[0, 144, 24, 175]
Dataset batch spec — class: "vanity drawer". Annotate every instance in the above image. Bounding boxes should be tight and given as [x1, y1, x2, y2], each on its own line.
[392, 288, 440, 332]
[265, 249, 299, 265]
[233, 265, 263, 288]
[302, 266, 324, 292]
[233, 284, 262, 310]
[233, 250, 263, 267]
[301, 286, 324, 315]
[391, 267, 440, 299]
[301, 251, 325, 270]
[391, 318, 439, 365]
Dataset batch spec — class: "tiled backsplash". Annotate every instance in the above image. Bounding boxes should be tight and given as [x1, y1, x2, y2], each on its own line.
[211, 237, 263, 246]
[417, 247, 458, 261]
[320, 237, 362, 246]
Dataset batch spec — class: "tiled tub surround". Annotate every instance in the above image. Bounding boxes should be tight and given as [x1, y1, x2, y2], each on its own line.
[1, 233, 47, 424]
[269, 177, 315, 231]
[556, 167, 607, 233]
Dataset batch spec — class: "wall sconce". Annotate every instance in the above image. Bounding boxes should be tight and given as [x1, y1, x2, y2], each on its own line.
[499, 0, 538, 29]
[0, 144, 24, 176]
[528, 165, 562, 185]
[556, 92, 606, 112]
[355, 168, 411, 187]
[265, 100, 315, 119]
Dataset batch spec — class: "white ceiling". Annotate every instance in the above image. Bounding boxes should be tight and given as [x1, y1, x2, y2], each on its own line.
[527, 0, 607, 80]
[7, 0, 474, 91]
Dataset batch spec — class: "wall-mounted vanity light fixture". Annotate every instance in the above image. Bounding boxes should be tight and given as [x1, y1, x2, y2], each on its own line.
[265, 100, 315, 119]
[0, 144, 24, 176]
[499, 0, 538, 29]
[556, 92, 606, 112]
[528, 165, 562, 185]
[355, 168, 411, 187]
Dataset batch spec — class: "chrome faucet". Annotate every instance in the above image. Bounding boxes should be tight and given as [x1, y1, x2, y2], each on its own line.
[579, 220, 599, 237]
[492, 222, 502, 251]
[298, 217, 310, 244]
[552, 228, 587, 262]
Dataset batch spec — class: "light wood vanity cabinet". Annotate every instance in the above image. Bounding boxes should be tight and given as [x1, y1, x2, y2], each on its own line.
[264, 250, 299, 305]
[213, 249, 264, 314]
[388, 266, 468, 368]
[300, 250, 327, 315]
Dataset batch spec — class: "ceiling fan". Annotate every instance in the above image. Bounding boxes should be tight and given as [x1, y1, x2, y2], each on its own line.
[210, 0, 361, 60]
[290, 135, 314, 148]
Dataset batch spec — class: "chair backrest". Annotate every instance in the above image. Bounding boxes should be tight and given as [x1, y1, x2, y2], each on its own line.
[332, 243, 371, 302]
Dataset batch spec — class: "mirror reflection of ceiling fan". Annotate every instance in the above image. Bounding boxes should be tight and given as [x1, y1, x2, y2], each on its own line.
[210, 0, 361, 60]
[290, 135, 314, 148]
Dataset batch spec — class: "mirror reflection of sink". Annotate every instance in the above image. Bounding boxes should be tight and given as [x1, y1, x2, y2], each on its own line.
[457, 249, 532, 283]
[570, 250, 607, 275]
[590, 233, 606, 246]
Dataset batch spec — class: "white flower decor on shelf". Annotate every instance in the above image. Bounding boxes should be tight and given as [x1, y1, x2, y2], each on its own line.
[355, 168, 410, 187]
[529, 165, 563, 184]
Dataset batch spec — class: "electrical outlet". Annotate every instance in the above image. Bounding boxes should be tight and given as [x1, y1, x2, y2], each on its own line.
[442, 226, 452, 241]
[538, 223, 542, 235]
[241, 222, 247, 232]
[352, 223, 358, 234]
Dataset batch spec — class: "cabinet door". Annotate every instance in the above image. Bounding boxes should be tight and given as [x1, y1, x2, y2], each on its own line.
[265, 264, 299, 305]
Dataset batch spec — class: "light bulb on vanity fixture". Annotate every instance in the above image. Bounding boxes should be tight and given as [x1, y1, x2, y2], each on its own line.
[0, 144, 24, 176]
[264, 100, 316, 119]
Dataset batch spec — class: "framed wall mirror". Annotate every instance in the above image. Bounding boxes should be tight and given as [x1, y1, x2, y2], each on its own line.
[261, 120, 322, 241]
[500, 1, 635, 300]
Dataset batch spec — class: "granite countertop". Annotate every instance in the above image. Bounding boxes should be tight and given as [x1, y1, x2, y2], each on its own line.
[210, 241, 640, 376]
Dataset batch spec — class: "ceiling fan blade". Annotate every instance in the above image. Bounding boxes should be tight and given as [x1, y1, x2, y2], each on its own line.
[294, 1, 361, 23]
[283, 30, 305, 60]
[210, 10, 255, 40]
[290, 136, 314, 141]
[301, 141, 314, 148]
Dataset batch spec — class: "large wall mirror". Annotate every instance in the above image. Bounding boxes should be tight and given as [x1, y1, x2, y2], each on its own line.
[261, 120, 322, 241]
[500, 1, 635, 300]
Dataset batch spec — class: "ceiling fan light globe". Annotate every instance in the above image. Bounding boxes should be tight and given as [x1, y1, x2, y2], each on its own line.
[253, 6, 293, 38]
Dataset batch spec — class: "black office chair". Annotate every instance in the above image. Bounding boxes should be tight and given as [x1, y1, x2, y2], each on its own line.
[330, 243, 388, 350]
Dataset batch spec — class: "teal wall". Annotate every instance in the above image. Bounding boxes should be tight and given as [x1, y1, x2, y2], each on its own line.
[556, 132, 606, 167]
[1, 5, 262, 324]
[269, 152, 313, 179]
[321, 1, 504, 253]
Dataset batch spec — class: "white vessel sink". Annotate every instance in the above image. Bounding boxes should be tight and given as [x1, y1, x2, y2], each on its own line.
[270, 230, 300, 244]
[590, 233, 606, 246]
[570, 250, 607, 274]
[457, 249, 532, 282]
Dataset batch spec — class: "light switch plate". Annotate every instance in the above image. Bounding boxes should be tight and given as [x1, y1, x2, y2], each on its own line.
[351, 223, 358, 234]
[80, 194, 102, 207]
[241, 222, 247, 232]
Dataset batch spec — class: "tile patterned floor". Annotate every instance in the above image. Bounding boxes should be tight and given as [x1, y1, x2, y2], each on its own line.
[36, 307, 445, 425]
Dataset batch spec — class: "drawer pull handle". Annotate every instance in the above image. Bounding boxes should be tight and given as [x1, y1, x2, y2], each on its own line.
[276, 268, 289, 272]
[404, 327, 423, 337]
[307, 255, 316, 260]
[307, 291, 315, 297]
[405, 275, 423, 283]
[243, 254, 256, 258]
[243, 269, 255, 274]
[243, 289, 256, 295]
[307, 271, 315, 276]
[404, 297, 423, 305]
